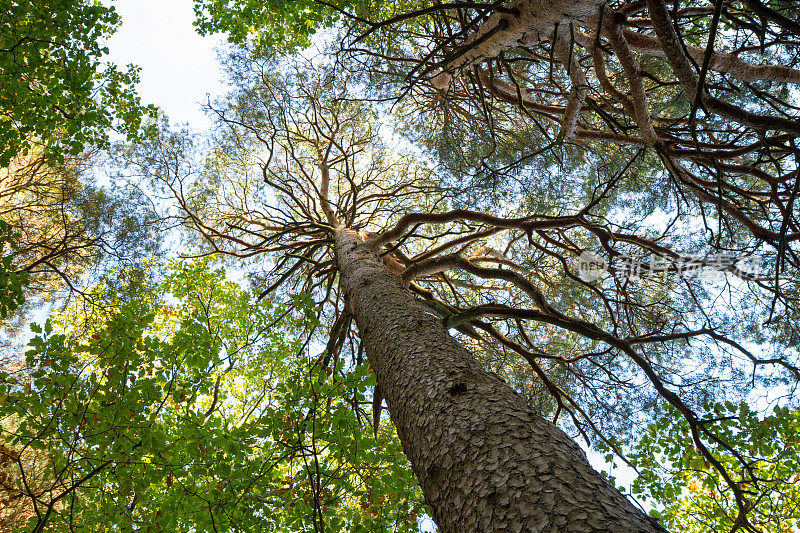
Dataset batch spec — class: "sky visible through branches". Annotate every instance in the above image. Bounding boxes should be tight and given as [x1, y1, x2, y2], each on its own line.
[6, 1, 800, 530]
[99, 0, 693, 514]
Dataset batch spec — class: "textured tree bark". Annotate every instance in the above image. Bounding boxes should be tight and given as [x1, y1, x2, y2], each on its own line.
[335, 228, 666, 532]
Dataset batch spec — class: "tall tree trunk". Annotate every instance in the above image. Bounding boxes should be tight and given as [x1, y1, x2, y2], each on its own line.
[335, 228, 665, 532]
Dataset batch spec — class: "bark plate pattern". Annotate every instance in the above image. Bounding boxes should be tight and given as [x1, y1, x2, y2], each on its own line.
[336, 229, 665, 532]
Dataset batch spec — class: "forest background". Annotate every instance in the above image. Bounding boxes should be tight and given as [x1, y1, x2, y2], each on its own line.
[1, 0, 800, 531]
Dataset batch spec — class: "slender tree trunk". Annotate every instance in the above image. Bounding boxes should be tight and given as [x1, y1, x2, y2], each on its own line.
[335, 228, 665, 532]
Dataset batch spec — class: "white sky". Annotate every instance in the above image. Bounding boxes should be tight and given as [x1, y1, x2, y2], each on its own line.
[104, 0, 229, 130]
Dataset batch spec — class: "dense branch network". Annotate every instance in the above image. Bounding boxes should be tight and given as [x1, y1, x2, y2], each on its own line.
[341, 0, 800, 269]
[132, 30, 800, 526]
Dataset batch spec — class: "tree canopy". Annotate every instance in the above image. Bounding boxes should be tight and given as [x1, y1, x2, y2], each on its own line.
[0, 0, 157, 166]
[1, 260, 423, 531]
[0, 0, 162, 329]
[5, 0, 800, 531]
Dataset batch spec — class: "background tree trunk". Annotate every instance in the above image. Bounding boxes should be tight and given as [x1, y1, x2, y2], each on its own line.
[335, 228, 665, 532]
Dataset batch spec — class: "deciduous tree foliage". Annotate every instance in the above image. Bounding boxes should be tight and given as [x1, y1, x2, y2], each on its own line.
[0, 260, 424, 532]
[625, 402, 800, 531]
[0, 221, 29, 320]
[0, 0, 156, 165]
